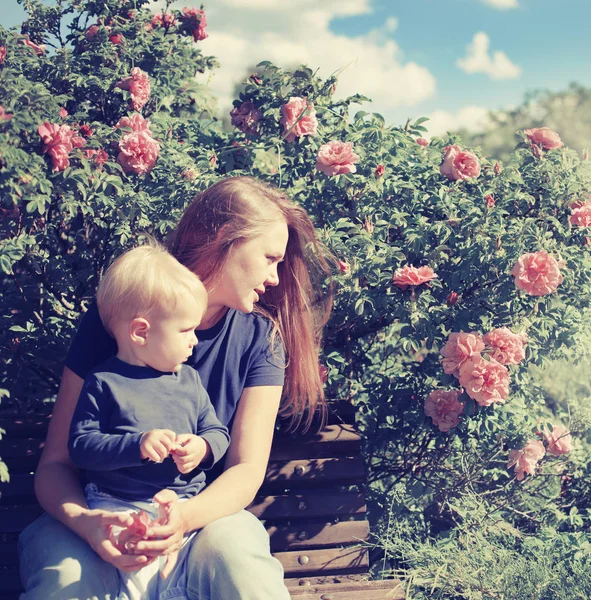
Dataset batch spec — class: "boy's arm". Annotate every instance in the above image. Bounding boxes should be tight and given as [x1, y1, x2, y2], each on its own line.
[194, 388, 230, 471]
[68, 375, 145, 471]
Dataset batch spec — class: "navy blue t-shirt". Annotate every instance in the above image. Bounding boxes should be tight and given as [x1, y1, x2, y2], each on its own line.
[69, 357, 230, 501]
[66, 304, 286, 478]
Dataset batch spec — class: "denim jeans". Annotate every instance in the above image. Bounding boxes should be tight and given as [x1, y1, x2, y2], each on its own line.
[18, 501, 290, 599]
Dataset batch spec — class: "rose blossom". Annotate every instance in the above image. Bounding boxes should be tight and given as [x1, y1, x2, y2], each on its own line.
[570, 201, 591, 227]
[0, 46, 6, 64]
[424, 390, 465, 432]
[392, 265, 437, 291]
[338, 259, 351, 274]
[544, 424, 573, 456]
[85, 25, 101, 40]
[22, 38, 46, 55]
[115, 67, 151, 111]
[416, 137, 429, 147]
[485, 194, 495, 208]
[0, 106, 13, 121]
[151, 12, 177, 28]
[440, 145, 481, 181]
[181, 7, 208, 42]
[280, 97, 318, 143]
[316, 141, 360, 176]
[524, 127, 563, 150]
[230, 101, 262, 136]
[483, 327, 527, 365]
[38, 122, 79, 171]
[458, 355, 510, 407]
[440, 332, 484, 377]
[116, 113, 152, 134]
[117, 130, 160, 175]
[508, 440, 545, 481]
[511, 251, 563, 296]
[109, 33, 124, 45]
[375, 165, 385, 177]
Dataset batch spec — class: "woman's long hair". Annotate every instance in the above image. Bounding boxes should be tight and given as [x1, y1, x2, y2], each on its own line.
[168, 176, 333, 429]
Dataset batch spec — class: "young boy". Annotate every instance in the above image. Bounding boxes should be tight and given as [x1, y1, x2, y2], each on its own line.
[68, 242, 230, 600]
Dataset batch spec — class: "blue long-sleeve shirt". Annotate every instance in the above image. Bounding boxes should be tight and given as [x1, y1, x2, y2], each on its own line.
[68, 356, 230, 501]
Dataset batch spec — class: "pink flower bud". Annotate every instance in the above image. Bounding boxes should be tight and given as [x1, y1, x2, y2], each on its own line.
[446, 291, 458, 306]
[485, 194, 495, 208]
[59, 107, 68, 118]
[374, 165, 385, 178]
[109, 33, 124, 45]
[416, 137, 429, 147]
[338, 259, 351, 274]
[493, 162, 502, 175]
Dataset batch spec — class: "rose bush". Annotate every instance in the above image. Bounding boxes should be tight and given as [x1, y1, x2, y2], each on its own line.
[2, 1, 591, 594]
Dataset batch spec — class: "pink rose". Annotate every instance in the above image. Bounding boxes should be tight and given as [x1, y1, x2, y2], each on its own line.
[22, 38, 46, 55]
[316, 141, 360, 176]
[0, 106, 13, 121]
[84, 148, 108, 166]
[280, 97, 318, 143]
[109, 33, 124, 45]
[38, 122, 79, 171]
[416, 137, 429, 147]
[508, 440, 545, 481]
[230, 102, 262, 136]
[181, 7, 208, 42]
[483, 327, 527, 365]
[0, 46, 6, 64]
[116, 113, 152, 134]
[485, 194, 495, 208]
[151, 12, 177, 28]
[570, 201, 591, 227]
[78, 124, 93, 137]
[374, 165, 385, 178]
[524, 127, 563, 150]
[511, 251, 563, 296]
[458, 356, 510, 407]
[440, 332, 484, 377]
[424, 390, 465, 432]
[59, 107, 68, 118]
[544, 424, 573, 456]
[85, 25, 100, 40]
[115, 67, 151, 111]
[117, 130, 160, 175]
[392, 265, 437, 291]
[440, 145, 481, 181]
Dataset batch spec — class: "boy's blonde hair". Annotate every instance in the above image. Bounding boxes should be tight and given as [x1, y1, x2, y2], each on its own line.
[97, 242, 207, 337]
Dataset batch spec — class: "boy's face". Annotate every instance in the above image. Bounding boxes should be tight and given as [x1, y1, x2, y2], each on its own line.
[143, 302, 203, 373]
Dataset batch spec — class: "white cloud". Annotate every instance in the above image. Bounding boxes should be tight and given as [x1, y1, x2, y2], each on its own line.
[424, 106, 493, 137]
[457, 32, 521, 80]
[155, 1, 436, 120]
[480, 0, 519, 9]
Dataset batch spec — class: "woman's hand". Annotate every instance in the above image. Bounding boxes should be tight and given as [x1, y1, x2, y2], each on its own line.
[133, 489, 188, 579]
[77, 508, 156, 573]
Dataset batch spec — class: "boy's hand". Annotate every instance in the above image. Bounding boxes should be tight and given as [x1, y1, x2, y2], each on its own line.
[140, 429, 177, 462]
[171, 434, 210, 474]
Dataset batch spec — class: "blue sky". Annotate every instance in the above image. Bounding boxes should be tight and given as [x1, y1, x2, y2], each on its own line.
[3, 0, 590, 135]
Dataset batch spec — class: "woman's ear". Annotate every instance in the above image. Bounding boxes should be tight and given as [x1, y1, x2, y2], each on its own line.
[129, 317, 150, 346]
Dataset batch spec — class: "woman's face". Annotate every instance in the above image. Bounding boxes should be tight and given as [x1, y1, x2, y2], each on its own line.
[207, 219, 289, 315]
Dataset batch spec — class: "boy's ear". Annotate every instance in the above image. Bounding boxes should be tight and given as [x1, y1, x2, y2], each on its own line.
[129, 317, 150, 345]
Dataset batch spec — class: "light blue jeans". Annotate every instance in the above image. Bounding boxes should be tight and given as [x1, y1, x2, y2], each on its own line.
[18, 497, 291, 600]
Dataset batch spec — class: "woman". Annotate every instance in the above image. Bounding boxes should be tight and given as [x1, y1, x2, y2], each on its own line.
[18, 176, 333, 600]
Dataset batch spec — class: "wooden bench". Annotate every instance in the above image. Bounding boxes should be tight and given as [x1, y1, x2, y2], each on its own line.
[0, 405, 403, 599]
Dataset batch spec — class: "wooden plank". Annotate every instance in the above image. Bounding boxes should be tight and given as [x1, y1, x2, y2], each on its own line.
[271, 424, 361, 461]
[0, 413, 51, 438]
[0, 473, 35, 504]
[275, 546, 368, 576]
[0, 437, 45, 460]
[268, 520, 369, 552]
[288, 580, 405, 599]
[264, 457, 364, 488]
[247, 491, 366, 521]
[0, 505, 43, 533]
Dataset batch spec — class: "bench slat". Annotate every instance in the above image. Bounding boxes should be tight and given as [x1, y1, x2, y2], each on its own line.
[247, 491, 366, 520]
[263, 457, 364, 488]
[268, 519, 369, 551]
[270, 424, 361, 460]
[275, 546, 368, 576]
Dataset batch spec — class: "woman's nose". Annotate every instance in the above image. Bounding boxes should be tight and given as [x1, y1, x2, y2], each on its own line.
[266, 265, 280, 287]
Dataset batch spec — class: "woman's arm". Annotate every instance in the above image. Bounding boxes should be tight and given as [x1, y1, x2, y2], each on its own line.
[34, 366, 152, 572]
[139, 385, 281, 561]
